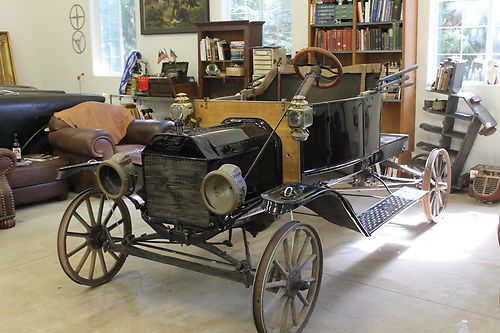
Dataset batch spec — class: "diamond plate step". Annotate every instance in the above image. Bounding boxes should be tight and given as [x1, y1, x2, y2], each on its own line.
[356, 187, 428, 236]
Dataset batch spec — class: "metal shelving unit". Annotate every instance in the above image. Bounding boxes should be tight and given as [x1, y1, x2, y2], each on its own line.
[416, 60, 497, 189]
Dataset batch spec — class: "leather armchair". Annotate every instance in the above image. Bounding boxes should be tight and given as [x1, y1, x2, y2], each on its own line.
[0, 148, 16, 229]
[49, 115, 174, 190]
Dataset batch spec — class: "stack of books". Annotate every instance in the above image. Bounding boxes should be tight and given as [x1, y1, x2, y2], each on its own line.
[381, 62, 401, 100]
[357, 23, 402, 50]
[314, 2, 354, 25]
[434, 62, 455, 92]
[230, 41, 245, 61]
[200, 37, 231, 61]
[357, 0, 403, 23]
[315, 28, 353, 51]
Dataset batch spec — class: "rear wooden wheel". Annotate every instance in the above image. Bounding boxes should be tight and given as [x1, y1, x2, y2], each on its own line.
[57, 188, 132, 286]
[253, 221, 323, 333]
[422, 148, 451, 222]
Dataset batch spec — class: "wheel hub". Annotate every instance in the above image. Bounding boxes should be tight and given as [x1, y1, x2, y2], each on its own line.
[89, 226, 107, 249]
[287, 268, 309, 297]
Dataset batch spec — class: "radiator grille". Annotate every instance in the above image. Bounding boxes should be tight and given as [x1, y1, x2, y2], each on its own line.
[144, 154, 210, 227]
[473, 176, 500, 196]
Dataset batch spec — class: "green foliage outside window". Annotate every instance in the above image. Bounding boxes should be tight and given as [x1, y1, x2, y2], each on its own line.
[228, 0, 291, 54]
[435, 0, 494, 81]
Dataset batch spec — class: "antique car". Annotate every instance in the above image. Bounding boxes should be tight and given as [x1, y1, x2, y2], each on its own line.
[56, 48, 452, 333]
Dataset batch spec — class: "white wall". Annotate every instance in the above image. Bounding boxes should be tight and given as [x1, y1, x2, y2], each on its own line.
[416, 1, 500, 173]
[0, 1, 44, 87]
[0, 0, 309, 96]
[10, 1, 496, 173]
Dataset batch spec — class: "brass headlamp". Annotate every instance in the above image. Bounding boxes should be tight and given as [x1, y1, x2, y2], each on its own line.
[287, 95, 313, 141]
[170, 93, 193, 134]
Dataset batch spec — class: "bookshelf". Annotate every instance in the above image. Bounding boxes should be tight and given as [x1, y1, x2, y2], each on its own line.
[308, 0, 417, 162]
[196, 21, 264, 98]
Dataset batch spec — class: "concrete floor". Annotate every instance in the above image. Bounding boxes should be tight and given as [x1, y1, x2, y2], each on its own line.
[0, 192, 499, 333]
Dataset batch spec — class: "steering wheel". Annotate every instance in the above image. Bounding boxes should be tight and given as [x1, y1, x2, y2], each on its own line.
[292, 47, 344, 89]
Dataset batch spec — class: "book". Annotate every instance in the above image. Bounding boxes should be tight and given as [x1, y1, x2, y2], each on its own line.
[365, 0, 371, 23]
[16, 160, 32, 167]
[357, 1, 364, 23]
[24, 154, 60, 162]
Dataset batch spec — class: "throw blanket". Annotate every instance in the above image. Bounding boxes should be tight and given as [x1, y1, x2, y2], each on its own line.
[54, 102, 134, 144]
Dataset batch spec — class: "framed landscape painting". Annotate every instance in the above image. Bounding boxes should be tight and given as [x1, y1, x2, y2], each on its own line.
[140, 0, 209, 34]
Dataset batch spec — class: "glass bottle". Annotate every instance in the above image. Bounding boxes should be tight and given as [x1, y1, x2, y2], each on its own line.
[12, 133, 21, 162]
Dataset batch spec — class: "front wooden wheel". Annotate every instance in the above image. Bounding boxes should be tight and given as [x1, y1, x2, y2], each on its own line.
[253, 221, 323, 333]
[422, 148, 451, 222]
[57, 188, 132, 286]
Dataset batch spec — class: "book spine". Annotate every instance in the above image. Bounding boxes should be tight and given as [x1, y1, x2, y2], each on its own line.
[365, 0, 371, 23]
[386, 0, 392, 21]
[396, 0, 403, 21]
[348, 28, 352, 50]
[200, 40, 206, 61]
[371, 0, 378, 22]
[357, 1, 364, 23]
[382, 0, 387, 21]
[377, 0, 384, 22]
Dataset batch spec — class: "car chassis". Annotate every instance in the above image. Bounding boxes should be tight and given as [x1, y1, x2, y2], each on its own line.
[56, 48, 452, 333]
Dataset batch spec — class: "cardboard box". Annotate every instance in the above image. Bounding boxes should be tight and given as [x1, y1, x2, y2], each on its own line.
[226, 66, 245, 77]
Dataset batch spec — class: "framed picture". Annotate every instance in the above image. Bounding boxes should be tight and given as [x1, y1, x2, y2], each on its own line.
[140, 0, 209, 35]
[0, 31, 16, 85]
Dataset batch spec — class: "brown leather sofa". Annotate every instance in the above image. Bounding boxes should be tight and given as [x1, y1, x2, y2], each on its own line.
[0, 149, 16, 229]
[48, 103, 174, 190]
[0, 148, 70, 229]
[0, 91, 105, 154]
[0, 148, 68, 229]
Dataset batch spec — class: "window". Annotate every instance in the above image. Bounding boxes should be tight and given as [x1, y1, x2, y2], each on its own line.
[224, 0, 292, 54]
[434, 0, 500, 82]
[91, 0, 136, 76]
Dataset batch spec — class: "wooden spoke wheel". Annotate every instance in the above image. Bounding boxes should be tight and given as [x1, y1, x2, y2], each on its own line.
[422, 148, 451, 222]
[253, 221, 323, 333]
[57, 188, 132, 286]
[292, 47, 344, 89]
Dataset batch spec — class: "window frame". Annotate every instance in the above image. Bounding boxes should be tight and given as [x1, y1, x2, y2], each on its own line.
[90, 0, 134, 77]
[430, 0, 500, 85]
[221, 0, 292, 54]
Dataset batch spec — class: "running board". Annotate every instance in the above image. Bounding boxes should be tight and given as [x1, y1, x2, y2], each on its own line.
[262, 183, 427, 237]
[356, 187, 427, 236]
